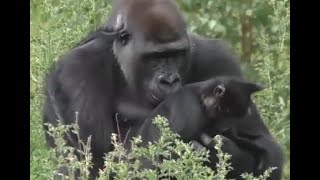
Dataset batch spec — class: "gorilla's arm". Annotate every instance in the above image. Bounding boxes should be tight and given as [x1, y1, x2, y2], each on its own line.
[188, 35, 284, 179]
[197, 132, 283, 179]
[137, 88, 207, 146]
[43, 33, 118, 174]
[115, 98, 153, 123]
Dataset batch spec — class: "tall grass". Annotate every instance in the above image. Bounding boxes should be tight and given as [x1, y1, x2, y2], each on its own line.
[30, 0, 289, 179]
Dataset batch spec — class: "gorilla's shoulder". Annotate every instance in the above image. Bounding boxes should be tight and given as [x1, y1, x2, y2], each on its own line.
[57, 36, 115, 66]
[188, 33, 234, 54]
[46, 37, 116, 86]
[187, 33, 243, 79]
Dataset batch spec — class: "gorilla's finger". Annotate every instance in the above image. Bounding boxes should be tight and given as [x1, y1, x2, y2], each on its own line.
[191, 140, 206, 152]
[200, 133, 216, 149]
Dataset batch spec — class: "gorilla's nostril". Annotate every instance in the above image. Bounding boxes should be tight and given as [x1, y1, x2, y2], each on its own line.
[170, 77, 180, 84]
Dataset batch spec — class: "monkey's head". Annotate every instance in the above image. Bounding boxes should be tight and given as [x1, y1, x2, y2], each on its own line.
[106, 0, 192, 107]
[198, 77, 264, 119]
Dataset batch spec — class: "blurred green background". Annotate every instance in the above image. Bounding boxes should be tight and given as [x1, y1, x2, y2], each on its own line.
[30, 0, 290, 179]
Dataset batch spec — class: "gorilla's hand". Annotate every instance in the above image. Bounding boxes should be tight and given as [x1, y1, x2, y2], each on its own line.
[191, 132, 283, 180]
[191, 133, 242, 166]
[191, 133, 256, 178]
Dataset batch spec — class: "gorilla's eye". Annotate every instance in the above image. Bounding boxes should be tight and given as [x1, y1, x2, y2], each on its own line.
[119, 30, 130, 46]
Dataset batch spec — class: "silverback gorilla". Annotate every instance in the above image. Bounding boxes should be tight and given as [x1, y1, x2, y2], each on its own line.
[42, 0, 284, 179]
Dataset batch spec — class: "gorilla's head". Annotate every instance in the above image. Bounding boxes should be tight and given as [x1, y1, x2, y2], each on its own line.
[107, 0, 191, 107]
[196, 77, 264, 119]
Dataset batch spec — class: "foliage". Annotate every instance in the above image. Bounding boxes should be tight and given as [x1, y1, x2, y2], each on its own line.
[30, 0, 290, 179]
[177, 0, 290, 178]
[45, 115, 276, 180]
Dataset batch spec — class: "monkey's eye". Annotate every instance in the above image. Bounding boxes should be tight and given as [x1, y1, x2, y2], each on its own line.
[118, 30, 130, 46]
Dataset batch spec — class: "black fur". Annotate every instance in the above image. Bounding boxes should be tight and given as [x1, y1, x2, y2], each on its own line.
[42, 0, 284, 179]
[131, 76, 268, 178]
[135, 76, 265, 144]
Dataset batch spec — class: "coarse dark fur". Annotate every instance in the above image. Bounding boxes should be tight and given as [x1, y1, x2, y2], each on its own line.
[43, 0, 284, 179]
[133, 76, 265, 145]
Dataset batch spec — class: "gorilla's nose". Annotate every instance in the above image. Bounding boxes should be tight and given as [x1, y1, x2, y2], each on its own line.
[157, 73, 182, 94]
[159, 73, 180, 85]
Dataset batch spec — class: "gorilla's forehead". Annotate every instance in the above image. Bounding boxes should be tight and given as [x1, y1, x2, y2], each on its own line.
[125, 0, 187, 43]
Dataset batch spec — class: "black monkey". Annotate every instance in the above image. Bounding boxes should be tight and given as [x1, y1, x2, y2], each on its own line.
[43, 0, 283, 179]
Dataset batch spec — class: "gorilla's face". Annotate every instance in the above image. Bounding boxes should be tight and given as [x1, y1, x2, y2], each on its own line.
[112, 3, 191, 106]
[198, 77, 264, 119]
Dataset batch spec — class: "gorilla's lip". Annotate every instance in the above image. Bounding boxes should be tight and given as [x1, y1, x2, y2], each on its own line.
[149, 92, 164, 104]
[151, 93, 161, 101]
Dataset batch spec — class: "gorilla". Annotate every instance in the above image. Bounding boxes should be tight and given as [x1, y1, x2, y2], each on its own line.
[132, 76, 265, 145]
[119, 76, 265, 178]
[42, 0, 284, 179]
